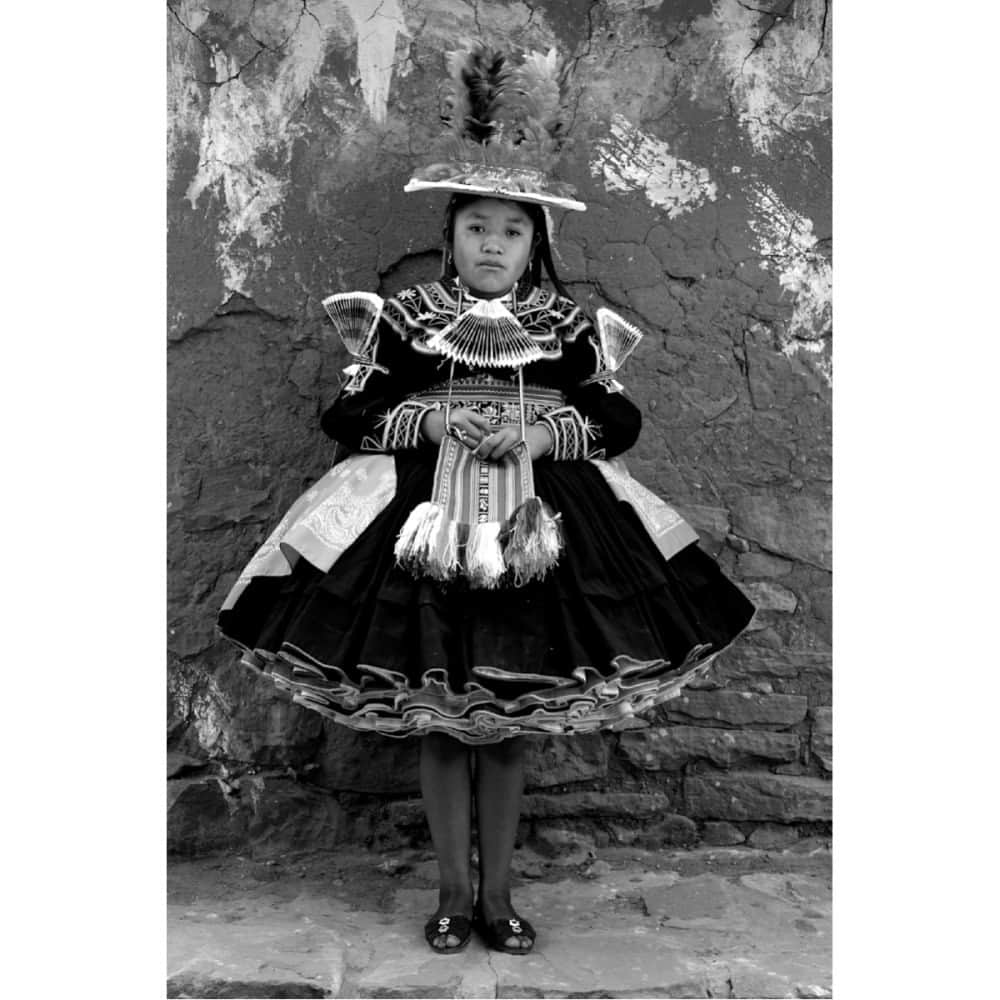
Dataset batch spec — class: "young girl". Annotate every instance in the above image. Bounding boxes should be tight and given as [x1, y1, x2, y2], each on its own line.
[218, 45, 755, 956]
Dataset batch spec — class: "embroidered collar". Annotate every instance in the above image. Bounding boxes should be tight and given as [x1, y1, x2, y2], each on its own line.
[382, 281, 590, 358]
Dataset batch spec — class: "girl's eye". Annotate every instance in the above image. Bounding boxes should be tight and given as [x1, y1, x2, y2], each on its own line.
[507, 230, 523, 238]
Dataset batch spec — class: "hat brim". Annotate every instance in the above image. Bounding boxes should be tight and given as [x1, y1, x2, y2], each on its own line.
[404, 178, 586, 212]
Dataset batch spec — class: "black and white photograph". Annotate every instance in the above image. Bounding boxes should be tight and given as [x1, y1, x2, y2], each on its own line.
[164, 1, 832, 996]
[14, 2, 998, 997]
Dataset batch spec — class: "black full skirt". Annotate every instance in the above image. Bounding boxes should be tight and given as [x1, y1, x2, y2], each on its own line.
[218, 453, 755, 743]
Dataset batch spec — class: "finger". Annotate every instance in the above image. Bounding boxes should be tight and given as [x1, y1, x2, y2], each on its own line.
[446, 423, 469, 445]
[491, 435, 520, 459]
[484, 429, 518, 460]
[466, 412, 494, 433]
[476, 432, 502, 460]
[464, 420, 487, 442]
[473, 433, 492, 458]
[469, 427, 493, 449]
[449, 410, 489, 444]
[448, 408, 472, 430]
[457, 424, 483, 446]
[448, 416, 481, 445]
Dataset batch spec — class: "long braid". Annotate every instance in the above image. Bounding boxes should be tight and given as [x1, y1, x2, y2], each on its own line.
[533, 221, 569, 299]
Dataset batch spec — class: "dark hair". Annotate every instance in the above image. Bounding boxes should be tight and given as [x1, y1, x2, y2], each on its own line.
[441, 193, 570, 299]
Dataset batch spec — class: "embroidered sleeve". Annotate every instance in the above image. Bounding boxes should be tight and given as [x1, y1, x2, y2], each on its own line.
[536, 406, 605, 461]
[555, 311, 643, 459]
[365, 399, 442, 452]
[320, 313, 438, 453]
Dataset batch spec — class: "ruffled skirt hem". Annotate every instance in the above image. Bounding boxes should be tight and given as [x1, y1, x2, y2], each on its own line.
[234, 640, 721, 745]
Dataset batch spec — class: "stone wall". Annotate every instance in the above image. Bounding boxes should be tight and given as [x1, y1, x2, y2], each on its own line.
[167, 0, 832, 857]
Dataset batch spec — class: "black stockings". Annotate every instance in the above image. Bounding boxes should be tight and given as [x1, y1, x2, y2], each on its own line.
[419, 732, 530, 950]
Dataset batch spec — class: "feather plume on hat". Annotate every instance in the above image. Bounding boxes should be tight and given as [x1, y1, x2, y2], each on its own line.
[442, 44, 509, 147]
[507, 47, 573, 168]
[405, 42, 585, 212]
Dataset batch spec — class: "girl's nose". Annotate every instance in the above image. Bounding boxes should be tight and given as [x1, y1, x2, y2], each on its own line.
[482, 233, 503, 253]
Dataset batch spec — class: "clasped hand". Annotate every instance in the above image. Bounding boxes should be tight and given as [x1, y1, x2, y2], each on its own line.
[421, 407, 552, 461]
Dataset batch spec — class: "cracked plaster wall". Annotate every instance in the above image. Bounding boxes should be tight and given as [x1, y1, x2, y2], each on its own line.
[167, 0, 832, 854]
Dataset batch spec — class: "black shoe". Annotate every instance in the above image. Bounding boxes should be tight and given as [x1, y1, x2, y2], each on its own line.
[473, 903, 536, 955]
[424, 913, 473, 954]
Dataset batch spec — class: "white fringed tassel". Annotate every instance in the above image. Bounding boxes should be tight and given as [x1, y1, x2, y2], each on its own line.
[464, 521, 506, 589]
[394, 502, 444, 575]
[503, 497, 564, 585]
[396, 500, 561, 587]
[427, 519, 460, 581]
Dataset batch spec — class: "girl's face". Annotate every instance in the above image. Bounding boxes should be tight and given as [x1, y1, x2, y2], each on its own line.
[451, 198, 535, 298]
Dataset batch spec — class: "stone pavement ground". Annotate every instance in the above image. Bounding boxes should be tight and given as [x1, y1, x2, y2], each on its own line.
[168, 842, 831, 999]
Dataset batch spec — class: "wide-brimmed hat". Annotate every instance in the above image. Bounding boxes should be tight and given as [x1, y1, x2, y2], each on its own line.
[403, 44, 586, 213]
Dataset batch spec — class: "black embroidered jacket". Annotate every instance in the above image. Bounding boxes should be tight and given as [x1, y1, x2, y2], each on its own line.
[320, 281, 642, 460]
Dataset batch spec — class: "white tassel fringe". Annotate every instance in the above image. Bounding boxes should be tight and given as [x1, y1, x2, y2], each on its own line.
[394, 502, 443, 573]
[396, 498, 563, 589]
[464, 521, 506, 589]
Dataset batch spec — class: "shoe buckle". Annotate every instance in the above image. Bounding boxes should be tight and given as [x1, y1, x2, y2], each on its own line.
[438, 917, 450, 933]
[509, 918, 522, 934]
